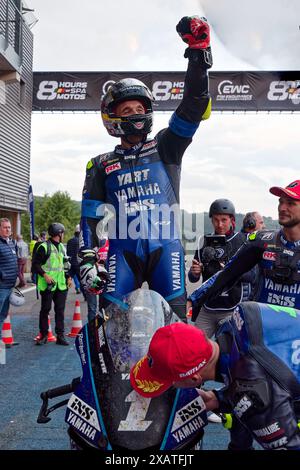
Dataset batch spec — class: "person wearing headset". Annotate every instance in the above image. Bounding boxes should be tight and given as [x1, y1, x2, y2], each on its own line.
[242, 211, 266, 234]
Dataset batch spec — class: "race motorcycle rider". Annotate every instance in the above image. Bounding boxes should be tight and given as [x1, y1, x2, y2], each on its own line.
[79, 16, 212, 319]
[188, 179, 300, 449]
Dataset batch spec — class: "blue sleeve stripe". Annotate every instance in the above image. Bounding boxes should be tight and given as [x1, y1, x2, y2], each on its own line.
[80, 217, 92, 248]
[81, 199, 104, 219]
[169, 113, 199, 138]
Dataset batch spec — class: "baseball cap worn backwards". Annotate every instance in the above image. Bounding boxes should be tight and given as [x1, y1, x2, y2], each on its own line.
[130, 322, 213, 398]
[269, 180, 300, 200]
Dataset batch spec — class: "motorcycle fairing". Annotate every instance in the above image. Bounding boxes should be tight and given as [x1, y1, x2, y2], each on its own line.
[65, 320, 112, 450]
[160, 388, 207, 450]
[66, 314, 206, 450]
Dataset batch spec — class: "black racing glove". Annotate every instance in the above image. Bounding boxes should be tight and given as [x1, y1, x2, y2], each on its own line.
[176, 16, 212, 68]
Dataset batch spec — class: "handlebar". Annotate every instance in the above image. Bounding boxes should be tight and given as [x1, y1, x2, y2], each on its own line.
[37, 377, 81, 424]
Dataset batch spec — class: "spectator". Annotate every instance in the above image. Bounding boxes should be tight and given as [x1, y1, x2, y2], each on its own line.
[130, 317, 300, 450]
[29, 234, 40, 283]
[188, 199, 256, 338]
[16, 234, 29, 288]
[32, 223, 71, 346]
[241, 211, 266, 234]
[29, 234, 40, 258]
[40, 231, 47, 242]
[66, 226, 83, 295]
[0, 218, 18, 347]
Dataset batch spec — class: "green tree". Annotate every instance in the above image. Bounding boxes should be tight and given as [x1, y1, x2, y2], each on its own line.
[21, 191, 80, 242]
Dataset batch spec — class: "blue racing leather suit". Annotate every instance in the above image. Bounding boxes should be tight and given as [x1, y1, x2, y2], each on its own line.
[81, 59, 211, 319]
[213, 301, 300, 450]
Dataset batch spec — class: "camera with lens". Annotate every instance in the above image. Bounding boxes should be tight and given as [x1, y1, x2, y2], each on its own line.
[46, 281, 56, 292]
[202, 234, 227, 279]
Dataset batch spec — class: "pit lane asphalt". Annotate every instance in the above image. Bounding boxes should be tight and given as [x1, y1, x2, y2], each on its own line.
[0, 282, 230, 451]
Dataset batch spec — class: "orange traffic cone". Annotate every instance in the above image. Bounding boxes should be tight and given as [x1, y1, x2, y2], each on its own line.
[2, 315, 19, 346]
[34, 316, 56, 342]
[186, 307, 192, 318]
[67, 300, 83, 337]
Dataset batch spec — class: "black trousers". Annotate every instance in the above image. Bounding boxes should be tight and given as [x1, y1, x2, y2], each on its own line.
[39, 289, 68, 336]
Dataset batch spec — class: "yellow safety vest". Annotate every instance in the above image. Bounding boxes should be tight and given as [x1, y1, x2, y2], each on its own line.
[37, 242, 67, 292]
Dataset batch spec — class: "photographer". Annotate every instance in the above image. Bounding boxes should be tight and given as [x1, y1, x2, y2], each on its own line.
[32, 223, 72, 346]
[188, 199, 255, 337]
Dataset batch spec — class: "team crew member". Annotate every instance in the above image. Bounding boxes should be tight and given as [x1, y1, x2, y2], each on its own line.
[79, 16, 212, 319]
[130, 312, 300, 450]
[188, 199, 256, 337]
[33, 223, 71, 346]
[241, 211, 266, 234]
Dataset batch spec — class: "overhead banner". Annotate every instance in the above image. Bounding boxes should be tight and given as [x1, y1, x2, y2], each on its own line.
[32, 71, 300, 112]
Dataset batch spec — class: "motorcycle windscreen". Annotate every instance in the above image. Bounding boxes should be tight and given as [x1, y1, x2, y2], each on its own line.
[89, 289, 180, 450]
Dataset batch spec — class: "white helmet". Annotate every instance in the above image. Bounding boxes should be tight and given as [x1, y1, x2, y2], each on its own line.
[9, 288, 25, 307]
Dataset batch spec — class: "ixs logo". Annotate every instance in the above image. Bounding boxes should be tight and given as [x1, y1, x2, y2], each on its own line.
[234, 395, 252, 418]
[171, 396, 206, 433]
[267, 80, 300, 104]
[267, 293, 296, 307]
[216, 80, 252, 102]
[152, 81, 184, 101]
[68, 395, 100, 431]
[37, 80, 87, 101]
[105, 162, 121, 175]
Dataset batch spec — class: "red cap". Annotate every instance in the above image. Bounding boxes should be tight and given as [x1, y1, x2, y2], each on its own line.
[269, 180, 300, 200]
[130, 322, 213, 398]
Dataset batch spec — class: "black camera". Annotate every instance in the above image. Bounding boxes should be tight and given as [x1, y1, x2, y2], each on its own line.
[46, 281, 56, 292]
[202, 235, 227, 279]
[204, 234, 226, 248]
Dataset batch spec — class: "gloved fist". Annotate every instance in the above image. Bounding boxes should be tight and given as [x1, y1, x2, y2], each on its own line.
[176, 16, 212, 68]
[176, 16, 210, 49]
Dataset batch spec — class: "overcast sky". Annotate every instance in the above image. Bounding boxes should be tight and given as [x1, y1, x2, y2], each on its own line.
[28, 0, 300, 219]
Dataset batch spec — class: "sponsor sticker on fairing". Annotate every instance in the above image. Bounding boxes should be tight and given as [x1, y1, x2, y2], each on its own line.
[171, 396, 206, 433]
[67, 395, 100, 431]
